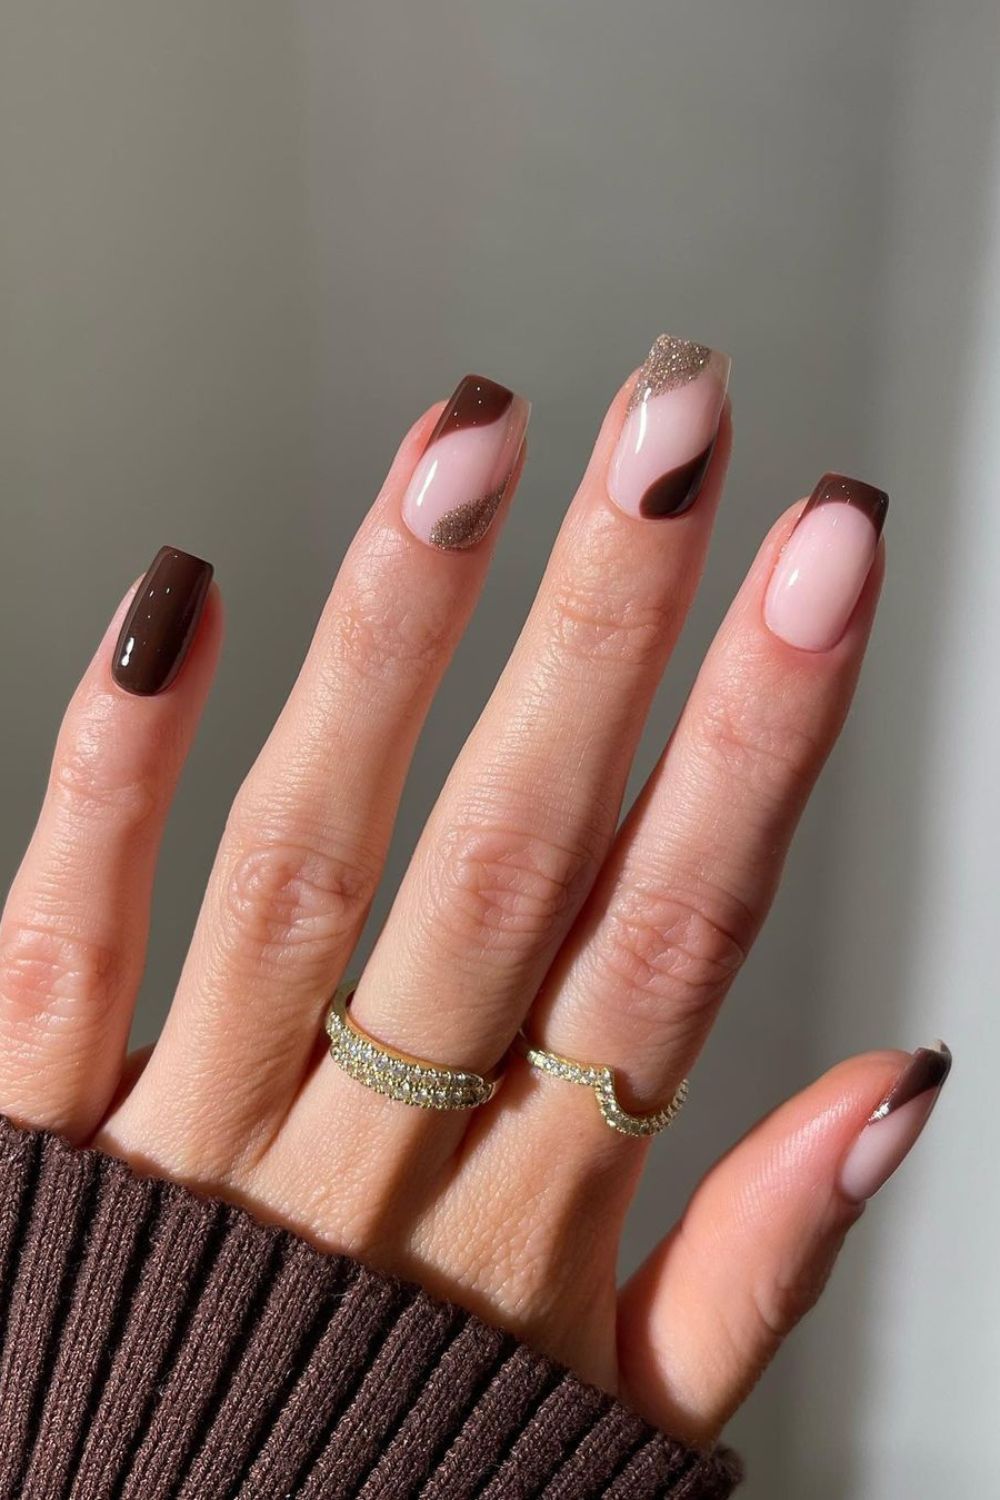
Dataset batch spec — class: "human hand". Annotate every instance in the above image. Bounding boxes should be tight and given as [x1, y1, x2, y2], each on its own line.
[0, 340, 950, 1448]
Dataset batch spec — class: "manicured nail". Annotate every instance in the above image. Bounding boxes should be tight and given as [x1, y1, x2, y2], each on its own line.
[402, 374, 530, 551]
[608, 335, 731, 519]
[839, 1042, 952, 1202]
[112, 546, 213, 696]
[764, 472, 889, 651]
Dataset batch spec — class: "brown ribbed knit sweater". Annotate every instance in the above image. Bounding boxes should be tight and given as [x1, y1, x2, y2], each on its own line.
[0, 1116, 741, 1497]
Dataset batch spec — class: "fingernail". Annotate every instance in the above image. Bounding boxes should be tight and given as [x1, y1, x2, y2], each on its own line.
[839, 1042, 952, 1202]
[402, 374, 530, 551]
[764, 472, 889, 651]
[608, 335, 730, 519]
[112, 546, 214, 696]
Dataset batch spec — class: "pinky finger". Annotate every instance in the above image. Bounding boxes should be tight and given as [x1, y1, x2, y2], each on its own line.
[616, 1042, 952, 1446]
[0, 548, 219, 1139]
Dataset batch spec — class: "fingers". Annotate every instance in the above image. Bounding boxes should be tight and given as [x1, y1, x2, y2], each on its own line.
[0, 550, 219, 1139]
[523, 474, 887, 1127]
[334, 338, 731, 1081]
[109, 378, 529, 1172]
[616, 1043, 952, 1445]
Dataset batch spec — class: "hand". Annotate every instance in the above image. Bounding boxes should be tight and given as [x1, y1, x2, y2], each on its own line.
[0, 343, 949, 1448]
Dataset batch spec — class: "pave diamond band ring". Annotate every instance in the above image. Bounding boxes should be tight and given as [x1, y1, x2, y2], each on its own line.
[325, 982, 505, 1111]
[514, 1033, 689, 1138]
[325, 983, 685, 1133]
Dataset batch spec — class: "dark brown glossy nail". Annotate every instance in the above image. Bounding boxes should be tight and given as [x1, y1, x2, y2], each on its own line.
[869, 1041, 952, 1122]
[112, 546, 213, 697]
[800, 472, 890, 538]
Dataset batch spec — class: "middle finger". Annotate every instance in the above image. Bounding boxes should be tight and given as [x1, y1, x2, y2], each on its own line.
[313, 336, 732, 1108]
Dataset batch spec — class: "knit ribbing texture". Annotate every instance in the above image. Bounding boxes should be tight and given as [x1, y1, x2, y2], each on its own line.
[0, 1116, 742, 1498]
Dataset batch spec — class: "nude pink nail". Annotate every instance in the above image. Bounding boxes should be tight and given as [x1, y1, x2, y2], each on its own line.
[608, 335, 731, 519]
[402, 374, 530, 551]
[839, 1042, 951, 1202]
[764, 473, 889, 652]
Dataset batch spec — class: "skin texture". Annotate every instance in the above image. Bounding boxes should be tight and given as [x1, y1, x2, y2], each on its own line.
[0, 349, 947, 1450]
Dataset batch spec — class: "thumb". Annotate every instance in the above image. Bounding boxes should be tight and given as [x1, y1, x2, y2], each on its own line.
[616, 1043, 952, 1447]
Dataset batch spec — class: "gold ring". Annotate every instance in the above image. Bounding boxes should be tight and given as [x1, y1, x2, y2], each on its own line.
[325, 982, 504, 1110]
[514, 1033, 688, 1138]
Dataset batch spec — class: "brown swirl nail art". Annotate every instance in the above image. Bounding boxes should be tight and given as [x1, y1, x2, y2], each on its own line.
[430, 374, 515, 438]
[401, 374, 530, 551]
[638, 444, 716, 519]
[609, 334, 730, 520]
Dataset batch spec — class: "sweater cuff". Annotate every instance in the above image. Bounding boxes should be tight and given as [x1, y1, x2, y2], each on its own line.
[0, 1115, 741, 1498]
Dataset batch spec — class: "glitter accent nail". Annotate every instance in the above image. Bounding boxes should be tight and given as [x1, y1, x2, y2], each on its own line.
[429, 488, 504, 550]
[609, 335, 730, 520]
[401, 374, 530, 552]
[627, 335, 713, 412]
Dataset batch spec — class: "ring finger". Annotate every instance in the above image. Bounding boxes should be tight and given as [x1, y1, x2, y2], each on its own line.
[519, 473, 888, 1161]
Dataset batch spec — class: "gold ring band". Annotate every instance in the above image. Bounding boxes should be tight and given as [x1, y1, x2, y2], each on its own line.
[514, 1033, 688, 1138]
[325, 982, 504, 1110]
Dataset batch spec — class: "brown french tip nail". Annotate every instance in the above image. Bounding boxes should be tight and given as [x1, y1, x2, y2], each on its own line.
[799, 471, 889, 539]
[112, 546, 213, 697]
[868, 1040, 952, 1122]
[839, 1041, 952, 1202]
[763, 470, 889, 652]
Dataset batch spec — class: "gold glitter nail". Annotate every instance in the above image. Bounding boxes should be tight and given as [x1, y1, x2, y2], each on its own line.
[429, 488, 504, 550]
[628, 334, 713, 412]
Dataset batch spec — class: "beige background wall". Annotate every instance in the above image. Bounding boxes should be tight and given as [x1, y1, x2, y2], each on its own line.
[2, 3, 997, 1493]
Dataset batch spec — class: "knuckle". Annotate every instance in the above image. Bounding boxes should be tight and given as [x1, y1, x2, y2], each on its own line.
[695, 682, 825, 798]
[53, 692, 162, 829]
[749, 1250, 839, 1351]
[592, 882, 750, 1024]
[220, 825, 378, 974]
[325, 585, 457, 689]
[545, 582, 671, 672]
[0, 920, 120, 1030]
[430, 821, 597, 956]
